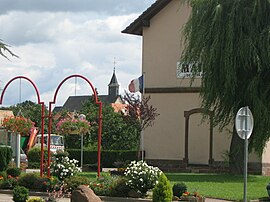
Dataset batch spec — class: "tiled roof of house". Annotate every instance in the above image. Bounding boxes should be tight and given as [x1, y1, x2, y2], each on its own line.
[122, 0, 171, 36]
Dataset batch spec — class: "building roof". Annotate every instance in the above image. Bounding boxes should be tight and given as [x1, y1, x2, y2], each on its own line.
[121, 0, 171, 36]
[53, 95, 122, 113]
[108, 71, 119, 87]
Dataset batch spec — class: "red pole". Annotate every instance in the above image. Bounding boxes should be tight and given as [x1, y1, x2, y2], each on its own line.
[97, 102, 102, 177]
[47, 104, 52, 177]
[40, 103, 45, 177]
[48, 74, 102, 177]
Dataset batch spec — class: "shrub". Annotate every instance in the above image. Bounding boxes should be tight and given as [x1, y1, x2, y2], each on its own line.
[110, 176, 131, 197]
[124, 160, 162, 196]
[89, 173, 113, 196]
[0, 146, 13, 171]
[172, 182, 187, 197]
[64, 175, 91, 192]
[18, 173, 41, 190]
[53, 150, 69, 159]
[152, 173, 173, 202]
[0, 171, 7, 179]
[51, 156, 80, 180]
[27, 147, 53, 164]
[27, 197, 44, 202]
[13, 186, 29, 202]
[66, 149, 137, 167]
[28, 162, 40, 169]
[0, 175, 18, 189]
[7, 167, 21, 178]
[0, 176, 19, 189]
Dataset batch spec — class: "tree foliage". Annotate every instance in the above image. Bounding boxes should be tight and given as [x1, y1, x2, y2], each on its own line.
[78, 98, 140, 150]
[124, 92, 159, 132]
[181, 0, 270, 156]
[0, 40, 18, 59]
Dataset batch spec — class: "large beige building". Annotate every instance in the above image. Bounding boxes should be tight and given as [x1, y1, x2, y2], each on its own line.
[123, 0, 270, 175]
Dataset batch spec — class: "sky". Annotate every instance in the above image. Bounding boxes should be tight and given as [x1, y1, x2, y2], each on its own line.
[0, 0, 155, 107]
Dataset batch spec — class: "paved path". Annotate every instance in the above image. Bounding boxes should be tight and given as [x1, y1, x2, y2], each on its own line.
[0, 192, 234, 202]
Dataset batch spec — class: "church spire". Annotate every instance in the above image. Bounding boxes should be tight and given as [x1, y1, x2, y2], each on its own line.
[108, 57, 119, 102]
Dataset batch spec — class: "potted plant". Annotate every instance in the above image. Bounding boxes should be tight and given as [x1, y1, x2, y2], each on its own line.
[56, 118, 90, 135]
[180, 191, 205, 202]
[2, 116, 34, 136]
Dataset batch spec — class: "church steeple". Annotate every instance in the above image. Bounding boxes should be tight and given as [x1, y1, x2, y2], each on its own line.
[108, 60, 119, 102]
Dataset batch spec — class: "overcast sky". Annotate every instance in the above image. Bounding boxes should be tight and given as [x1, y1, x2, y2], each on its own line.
[0, 0, 155, 107]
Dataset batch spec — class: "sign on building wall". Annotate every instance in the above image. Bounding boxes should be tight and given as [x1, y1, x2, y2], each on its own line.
[176, 61, 202, 78]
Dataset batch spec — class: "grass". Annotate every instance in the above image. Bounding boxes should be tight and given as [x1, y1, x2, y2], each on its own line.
[78, 172, 270, 201]
[166, 173, 270, 201]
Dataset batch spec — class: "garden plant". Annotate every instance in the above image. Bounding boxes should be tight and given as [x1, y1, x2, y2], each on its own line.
[124, 160, 162, 196]
[152, 173, 173, 202]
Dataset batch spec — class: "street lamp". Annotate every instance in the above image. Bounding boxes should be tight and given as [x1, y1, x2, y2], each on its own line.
[79, 114, 86, 171]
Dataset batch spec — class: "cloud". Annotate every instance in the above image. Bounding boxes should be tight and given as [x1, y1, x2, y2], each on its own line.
[0, 0, 154, 15]
[0, 1, 154, 106]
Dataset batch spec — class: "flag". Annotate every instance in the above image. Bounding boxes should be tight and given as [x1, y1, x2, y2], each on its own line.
[128, 75, 144, 93]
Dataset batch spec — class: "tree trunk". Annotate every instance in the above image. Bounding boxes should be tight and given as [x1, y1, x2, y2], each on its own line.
[229, 125, 244, 174]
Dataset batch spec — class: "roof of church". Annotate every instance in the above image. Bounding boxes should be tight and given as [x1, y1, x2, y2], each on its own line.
[53, 68, 122, 113]
[122, 0, 171, 36]
[53, 95, 122, 113]
[108, 71, 119, 86]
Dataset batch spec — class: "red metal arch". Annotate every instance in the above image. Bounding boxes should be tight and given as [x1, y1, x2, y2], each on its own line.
[50, 74, 99, 104]
[47, 74, 102, 177]
[0, 76, 43, 105]
[0, 76, 46, 177]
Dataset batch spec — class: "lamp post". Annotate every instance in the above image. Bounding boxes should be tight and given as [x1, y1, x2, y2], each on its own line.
[79, 114, 86, 171]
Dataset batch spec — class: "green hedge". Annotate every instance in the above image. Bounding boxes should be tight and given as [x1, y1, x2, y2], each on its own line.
[27, 146, 53, 164]
[0, 146, 13, 171]
[66, 149, 138, 168]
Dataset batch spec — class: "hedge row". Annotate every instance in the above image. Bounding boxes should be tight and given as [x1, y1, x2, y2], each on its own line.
[28, 148, 139, 168]
[0, 146, 13, 171]
[66, 149, 139, 168]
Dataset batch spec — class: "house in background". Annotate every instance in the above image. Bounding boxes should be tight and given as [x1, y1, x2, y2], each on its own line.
[54, 69, 126, 114]
[123, 0, 270, 175]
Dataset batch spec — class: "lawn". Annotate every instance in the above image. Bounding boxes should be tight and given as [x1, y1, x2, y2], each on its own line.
[78, 172, 270, 201]
[166, 173, 270, 201]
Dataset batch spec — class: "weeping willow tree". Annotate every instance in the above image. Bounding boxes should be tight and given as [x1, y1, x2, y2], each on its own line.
[181, 0, 270, 173]
[0, 39, 17, 59]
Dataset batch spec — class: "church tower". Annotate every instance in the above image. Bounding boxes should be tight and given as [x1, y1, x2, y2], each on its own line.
[108, 67, 119, 103]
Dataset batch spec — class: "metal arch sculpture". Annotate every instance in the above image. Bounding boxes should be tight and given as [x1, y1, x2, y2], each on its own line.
[48, 74, 103, 177]
[0, 76, 46, 177]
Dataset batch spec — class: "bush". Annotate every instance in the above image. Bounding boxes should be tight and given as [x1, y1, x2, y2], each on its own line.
[124, 160, 162, 196]
[27, 147, 53, 164]
[89, 173, 113, 196]
[13, 186, 29, 202]
[172, 182, 187, 197]
[51, 156, 80, 180]
[152, 173, 173, 202]
[53, 150, 69, 159]
[18, 173, 41, 190]
[110, 176, 131, 197]
[64, 175, 91, 192]
[7, 167, 21, 178]
[66, 149, 137, 167]
[28, 162, 40, 169]
[27, 197, 44, 202]
[0, 146, 13, 171]
[0, 171, 7, 179]
[0, 176, 19, 189]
